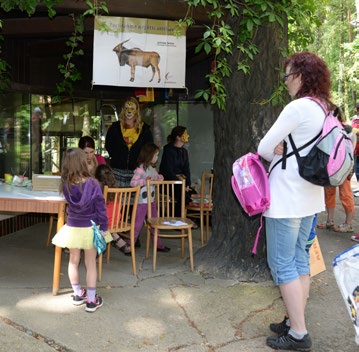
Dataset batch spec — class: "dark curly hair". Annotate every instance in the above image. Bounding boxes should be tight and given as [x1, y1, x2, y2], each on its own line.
[285, 52, 332, 107]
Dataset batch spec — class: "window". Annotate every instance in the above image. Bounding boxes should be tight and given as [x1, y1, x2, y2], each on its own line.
[0, 92, 214, 188]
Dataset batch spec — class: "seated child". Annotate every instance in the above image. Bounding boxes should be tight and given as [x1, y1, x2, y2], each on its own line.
[95, 164, 131, 256]
[130, 143, 170, 252]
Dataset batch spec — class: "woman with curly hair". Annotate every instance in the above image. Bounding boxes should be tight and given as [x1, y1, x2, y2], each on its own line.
[258, 52, 332, 351]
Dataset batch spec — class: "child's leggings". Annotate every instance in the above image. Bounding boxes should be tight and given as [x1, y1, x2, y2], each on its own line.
[133, 202, 165, 248]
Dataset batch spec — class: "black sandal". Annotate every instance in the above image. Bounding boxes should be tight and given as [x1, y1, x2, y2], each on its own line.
[111, 237, 131, 256]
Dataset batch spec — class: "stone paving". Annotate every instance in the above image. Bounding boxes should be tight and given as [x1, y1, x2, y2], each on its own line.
[1, 178, 359, 351]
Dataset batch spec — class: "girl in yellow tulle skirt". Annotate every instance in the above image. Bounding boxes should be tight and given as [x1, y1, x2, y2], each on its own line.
[52, 148, 111, 313]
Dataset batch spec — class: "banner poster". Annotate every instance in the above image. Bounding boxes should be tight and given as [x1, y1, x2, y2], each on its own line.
[92, 16, 186, 89]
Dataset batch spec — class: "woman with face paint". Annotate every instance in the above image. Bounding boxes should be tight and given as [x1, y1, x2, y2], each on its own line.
[105, 97, 153, 187]
[159, 126, 197, 221]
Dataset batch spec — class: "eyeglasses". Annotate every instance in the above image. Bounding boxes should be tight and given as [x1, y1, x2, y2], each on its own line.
[282, 72, 298, 82]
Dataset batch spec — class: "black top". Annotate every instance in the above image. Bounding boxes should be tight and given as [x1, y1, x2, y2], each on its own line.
[159, 143, 191, 187]
[105, 121, 153, 170]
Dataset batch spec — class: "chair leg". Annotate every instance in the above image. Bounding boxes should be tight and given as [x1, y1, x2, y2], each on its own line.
[188, 229, 194, 271]
[130, 230, 137, 275]
[181, 236, 185, 258]
[106, 242, 111, 264]
[200, 212, 204, 246]
[205, 213, 210, 243]
[146, 228, 151, 258]
[47, 215, 54, 246]
[98, 253, 103, 281]
[152, 230, 158, 272]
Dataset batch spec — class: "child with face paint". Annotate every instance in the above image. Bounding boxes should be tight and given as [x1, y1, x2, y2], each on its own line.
[159, 126, 197, 222]
[105, 97, 154, 187]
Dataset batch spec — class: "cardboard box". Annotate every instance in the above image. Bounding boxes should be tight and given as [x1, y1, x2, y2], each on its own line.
[309, 236, 326, 277]
[32, 174, 61, 192]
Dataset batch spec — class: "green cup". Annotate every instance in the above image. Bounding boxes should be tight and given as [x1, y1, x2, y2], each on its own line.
[4, 173, 13, 184]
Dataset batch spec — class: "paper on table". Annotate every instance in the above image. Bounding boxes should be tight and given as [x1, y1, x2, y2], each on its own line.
[163, 220, 187, 226]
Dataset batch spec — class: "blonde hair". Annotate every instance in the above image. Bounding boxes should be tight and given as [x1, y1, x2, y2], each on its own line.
[119, 96, 142, 133]
[60, 148, 92, 194]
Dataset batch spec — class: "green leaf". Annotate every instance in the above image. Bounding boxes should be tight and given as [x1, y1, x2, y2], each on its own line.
[203, 30, 212, 39]
[246, 19, 253, 31]
[195, 42, 204, 54]
[194, 91, 204, 99]
[204, 42, 212, 55]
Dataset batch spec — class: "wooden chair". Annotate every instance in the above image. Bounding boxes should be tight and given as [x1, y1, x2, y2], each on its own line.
[186, 172, 214, 246]
[145, 179, 194, 272]
[98, 185, 140, 280]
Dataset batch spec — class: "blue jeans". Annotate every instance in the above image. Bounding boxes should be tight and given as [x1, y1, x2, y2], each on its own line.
[266, 216, 314, 285]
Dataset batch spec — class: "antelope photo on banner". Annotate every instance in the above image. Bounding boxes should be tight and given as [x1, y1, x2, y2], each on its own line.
[92, 16, 186, 89]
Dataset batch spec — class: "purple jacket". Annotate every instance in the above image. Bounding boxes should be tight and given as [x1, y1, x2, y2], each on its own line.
[63, 178, 108, 231]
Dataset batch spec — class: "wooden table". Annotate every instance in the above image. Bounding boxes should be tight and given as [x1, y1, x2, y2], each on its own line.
[0, 182, 66, 295]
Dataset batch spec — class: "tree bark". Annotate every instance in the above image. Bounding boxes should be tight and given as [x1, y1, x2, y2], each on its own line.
[194, 17, 286, 282]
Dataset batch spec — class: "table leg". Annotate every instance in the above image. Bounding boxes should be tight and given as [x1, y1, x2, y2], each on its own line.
[52, 203, 66, 295]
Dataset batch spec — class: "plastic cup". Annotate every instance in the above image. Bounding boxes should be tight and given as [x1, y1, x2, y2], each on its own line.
[13, 175, 24, 185]
[4, 174, 13, 184]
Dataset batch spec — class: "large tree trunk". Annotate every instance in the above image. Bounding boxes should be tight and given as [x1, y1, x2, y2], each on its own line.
[194, 18, 286, 282]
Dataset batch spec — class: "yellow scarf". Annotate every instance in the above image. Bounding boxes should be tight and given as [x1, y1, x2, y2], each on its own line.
[121, 122, 142, 148]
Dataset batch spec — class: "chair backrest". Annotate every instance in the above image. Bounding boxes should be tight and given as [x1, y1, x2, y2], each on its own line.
[199, 172, 214, 208]
[188, 172, 214, 209]
[103, 185, 140, 233]
[146, 179, 186, 218]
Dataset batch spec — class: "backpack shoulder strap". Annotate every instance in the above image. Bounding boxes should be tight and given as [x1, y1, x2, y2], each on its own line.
[305, 96, 329, 115]
[288, 133, 301, 161]
[269, 97, 326, 174]
[252, 213, 264, 255]
[269, 131, 320, 174]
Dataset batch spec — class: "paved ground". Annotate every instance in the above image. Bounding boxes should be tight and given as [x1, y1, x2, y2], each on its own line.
[1, 179, 359, 352]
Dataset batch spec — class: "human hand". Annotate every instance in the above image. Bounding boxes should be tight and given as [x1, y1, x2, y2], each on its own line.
[176, 174, 186, 181]
[274, 142, 284, 155]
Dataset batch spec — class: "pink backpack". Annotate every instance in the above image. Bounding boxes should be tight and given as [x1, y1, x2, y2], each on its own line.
[282, 98, 354, 187]
[231, 152, 270, 254]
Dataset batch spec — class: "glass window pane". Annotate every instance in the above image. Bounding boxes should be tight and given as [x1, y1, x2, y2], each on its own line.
[179, 102, 214, 188]
[30, 96, 98, 175]
[0, 92, 30, 179]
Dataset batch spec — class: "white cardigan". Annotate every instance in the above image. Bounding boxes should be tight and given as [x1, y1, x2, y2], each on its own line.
[258, 98, 325, 218]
